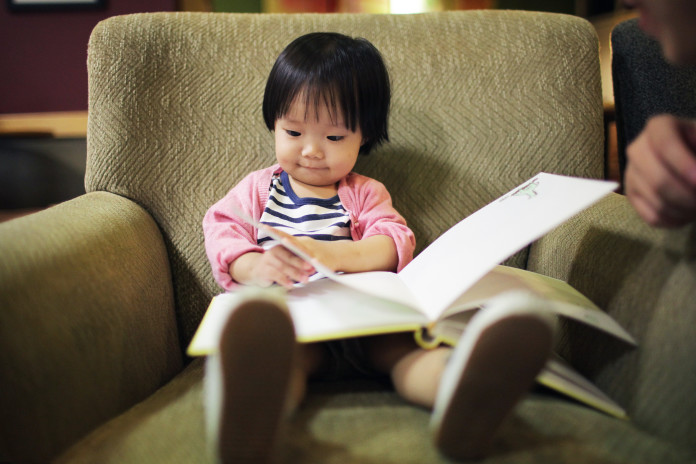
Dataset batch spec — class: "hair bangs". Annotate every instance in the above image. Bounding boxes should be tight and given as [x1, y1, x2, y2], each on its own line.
[267, 58, 359, 132]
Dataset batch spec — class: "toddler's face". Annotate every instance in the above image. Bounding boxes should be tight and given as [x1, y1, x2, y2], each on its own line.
[274, 97, 363, 194]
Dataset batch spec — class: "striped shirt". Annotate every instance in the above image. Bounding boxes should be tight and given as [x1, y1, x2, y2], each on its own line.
[257, 170, 352, 249]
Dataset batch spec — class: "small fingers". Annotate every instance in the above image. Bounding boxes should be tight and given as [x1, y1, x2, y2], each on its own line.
[264, 245, 314, 287]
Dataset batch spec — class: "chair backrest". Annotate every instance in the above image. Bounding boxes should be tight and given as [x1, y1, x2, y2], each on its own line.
[611, 18, 696, 179]
[86, 11, 604, 347]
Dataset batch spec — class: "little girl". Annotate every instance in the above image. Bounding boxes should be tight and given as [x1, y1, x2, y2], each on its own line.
[203, 32, 555, 463]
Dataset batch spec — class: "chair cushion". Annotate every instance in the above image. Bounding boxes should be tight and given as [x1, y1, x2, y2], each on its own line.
[57, 359, 693, 463]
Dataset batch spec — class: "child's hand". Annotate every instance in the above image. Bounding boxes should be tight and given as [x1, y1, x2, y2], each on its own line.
[229, 245, 316, 289]
[230, 234, 398, 287]
[257, 244, 317, 288]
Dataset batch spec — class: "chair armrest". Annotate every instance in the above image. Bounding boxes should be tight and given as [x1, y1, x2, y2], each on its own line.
[527, 192, 696, 451]
[0, 192, 183, 463]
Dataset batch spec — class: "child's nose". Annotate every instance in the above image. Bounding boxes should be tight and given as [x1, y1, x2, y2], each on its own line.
[301, 142, 323, 159]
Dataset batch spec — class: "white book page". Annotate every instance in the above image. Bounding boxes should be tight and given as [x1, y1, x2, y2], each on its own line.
[398, 173, 618, 320]
[326, 271, 421, 312]
[286, 278, 428, 341]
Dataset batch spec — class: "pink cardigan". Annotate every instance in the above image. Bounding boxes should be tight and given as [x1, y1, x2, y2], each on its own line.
[203, 164, 416, 290]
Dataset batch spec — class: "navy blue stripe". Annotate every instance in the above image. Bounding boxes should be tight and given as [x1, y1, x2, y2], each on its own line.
[264, 209, 345, 224]
[267, 195, 344, 212]
[305, 234, 352, 241]
[268, 195, 301, 210]
[280, 171, 340, 207]
[259, 221, 292, 230]
[326, 219, 351, 229]
[257, 234, 353, 245]
[290, 196, 342, 207]
[261, 219, 351, 231]
[258, 233, 350, 244]
[286, 234, 352, 241]
[268, 191, 343, 213]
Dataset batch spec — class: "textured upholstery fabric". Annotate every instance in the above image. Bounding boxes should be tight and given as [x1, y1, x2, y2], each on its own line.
[56, 359, 692, 464]
[0, 192, 182, 462]
[85, 11, 604, 348]
[529, 193, 696, 453]
[611, 18, 696, 179]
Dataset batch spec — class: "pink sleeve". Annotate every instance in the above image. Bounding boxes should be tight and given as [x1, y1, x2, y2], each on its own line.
[346, 175, 416, 272]
[202, 171, 268, 291]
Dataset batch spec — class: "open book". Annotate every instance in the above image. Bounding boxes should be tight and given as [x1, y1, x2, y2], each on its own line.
[189, 172, 635, 418]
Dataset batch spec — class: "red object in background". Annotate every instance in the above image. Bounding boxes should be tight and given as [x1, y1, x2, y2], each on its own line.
[265, 0, 338, 12]
[0, 0, 176, 115]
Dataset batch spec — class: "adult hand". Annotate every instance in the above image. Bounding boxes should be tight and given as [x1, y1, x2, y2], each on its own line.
[624, 114, 696, 227]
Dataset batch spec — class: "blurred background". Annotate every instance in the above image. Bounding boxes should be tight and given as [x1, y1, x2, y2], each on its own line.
[0, 0, 634, 220]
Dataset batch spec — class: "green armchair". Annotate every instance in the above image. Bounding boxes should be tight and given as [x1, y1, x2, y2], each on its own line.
[2, 11, 695, 463]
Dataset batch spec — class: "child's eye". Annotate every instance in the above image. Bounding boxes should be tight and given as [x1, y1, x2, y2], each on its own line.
[286, 130, 301, 137]
[327, 136, 344, 142]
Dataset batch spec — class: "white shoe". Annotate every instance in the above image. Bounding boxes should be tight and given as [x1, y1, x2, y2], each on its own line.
[204, 292, 295, 464]
[431, 290, 556, 460]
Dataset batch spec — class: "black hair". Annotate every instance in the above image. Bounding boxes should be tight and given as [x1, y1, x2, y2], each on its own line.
[262, 32, 390, 155]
